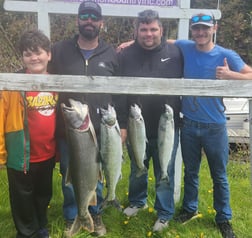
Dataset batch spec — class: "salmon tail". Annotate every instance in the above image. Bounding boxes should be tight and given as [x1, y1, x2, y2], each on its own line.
[65, 214, 94, 237]
[64, 216, 82, 238]
[160, 174, 169, 183]
[136, 166, 148, 178]
[81, 213, 94, 233]
[101, 197, 123, 211]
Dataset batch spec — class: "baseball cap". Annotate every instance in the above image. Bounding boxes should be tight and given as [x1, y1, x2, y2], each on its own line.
[78, 1, 102, 17]
[190, 12, 215, 27]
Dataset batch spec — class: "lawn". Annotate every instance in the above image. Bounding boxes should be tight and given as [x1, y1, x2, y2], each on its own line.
[0, 150, 251, 238]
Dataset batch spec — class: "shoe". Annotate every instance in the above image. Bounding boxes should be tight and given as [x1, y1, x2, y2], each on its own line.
[91, 214, 107, 237]
[123, 204, 148, 217]
[175, 209, 199, 224]
[217, 221, 236, 238]
[38, 228, 49, 238]
[153, 219, 169, 232]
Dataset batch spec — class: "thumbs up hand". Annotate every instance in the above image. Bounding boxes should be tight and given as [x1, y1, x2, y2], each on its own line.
[216, 58, 231, 80]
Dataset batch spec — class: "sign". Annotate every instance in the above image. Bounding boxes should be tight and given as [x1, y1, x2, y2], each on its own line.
[56, 0, 178, 7]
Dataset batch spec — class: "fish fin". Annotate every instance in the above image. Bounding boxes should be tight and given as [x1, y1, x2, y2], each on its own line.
[67, 214, 94, 236]
[115, 121, 121, 135]
[88, 114, 98, 148]
[88, 191, 97, 206]
[98, 168, 104, 181]
[65, 167, 72, 185]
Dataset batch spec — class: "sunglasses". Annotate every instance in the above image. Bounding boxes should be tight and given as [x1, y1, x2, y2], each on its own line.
[79, 13, 101, 22]
[191, 15, 213, 23]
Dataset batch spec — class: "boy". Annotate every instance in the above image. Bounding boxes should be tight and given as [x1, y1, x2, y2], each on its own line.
[0, 30, 58, 238]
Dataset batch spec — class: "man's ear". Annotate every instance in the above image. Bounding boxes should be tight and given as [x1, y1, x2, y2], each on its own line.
[213, 23, 218, 33]
[160, 26, 163, 36]
[100, 21, 104, 30]
[75, 17, 78, 27]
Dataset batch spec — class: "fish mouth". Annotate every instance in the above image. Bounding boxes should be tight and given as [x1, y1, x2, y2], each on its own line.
[100, 104, 117, 126]
[61, 99, 90, 130]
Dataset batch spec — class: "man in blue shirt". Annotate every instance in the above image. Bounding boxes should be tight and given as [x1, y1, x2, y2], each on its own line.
[168, 12, 252, 238]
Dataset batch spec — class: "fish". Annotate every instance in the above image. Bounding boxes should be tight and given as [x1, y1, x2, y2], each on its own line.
[61, 99, 100, 237]
[100, 104, 123, 210]
[157, 104, 174, 181]
[128, 103, 147, 177]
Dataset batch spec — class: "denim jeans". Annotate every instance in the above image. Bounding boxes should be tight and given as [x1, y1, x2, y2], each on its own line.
[58, 138, 104, 221]
[180, 117, 232, 223]
[127, 128, 179, 221]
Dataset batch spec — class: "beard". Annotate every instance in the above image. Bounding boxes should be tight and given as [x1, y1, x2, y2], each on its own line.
[78, 23, 100, 40]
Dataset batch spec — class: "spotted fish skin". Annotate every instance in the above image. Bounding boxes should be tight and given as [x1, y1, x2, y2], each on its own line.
[158, 104, 174, 181]
[128, 103, 147, 177]
[100, 104, 123, 205]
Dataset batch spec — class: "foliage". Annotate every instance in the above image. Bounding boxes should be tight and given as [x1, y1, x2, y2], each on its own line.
[217, 0, 252, 64]
[0, 152, 251, 237]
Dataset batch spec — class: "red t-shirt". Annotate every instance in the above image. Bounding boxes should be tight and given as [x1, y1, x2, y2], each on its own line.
[26, 91, 58, 163]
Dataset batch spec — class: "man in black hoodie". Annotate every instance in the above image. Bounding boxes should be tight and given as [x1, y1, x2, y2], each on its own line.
[118, 9, 183, 232]
[48, 1, 126, 236]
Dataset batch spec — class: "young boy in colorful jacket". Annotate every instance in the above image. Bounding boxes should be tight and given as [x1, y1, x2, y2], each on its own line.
[0, 30, 58, 238]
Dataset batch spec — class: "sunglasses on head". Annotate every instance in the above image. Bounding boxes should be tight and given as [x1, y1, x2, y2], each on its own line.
[79, 13, 100, 22]
[191, 15, 214, 23]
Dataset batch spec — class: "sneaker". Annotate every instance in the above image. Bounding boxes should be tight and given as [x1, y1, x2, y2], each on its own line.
[217, 221, 236, 238]
[123, 204, 148, 217]
[38, 228, 49, 238]
[91, 214, 107, 237]
[175, 209, 199, 224]
[153, 219, 169, 232]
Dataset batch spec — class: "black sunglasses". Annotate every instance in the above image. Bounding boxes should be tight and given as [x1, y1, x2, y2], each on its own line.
[79, 13, 101, 22]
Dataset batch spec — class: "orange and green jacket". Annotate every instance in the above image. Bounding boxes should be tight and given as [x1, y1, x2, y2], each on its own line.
[0, 91, 30, 172]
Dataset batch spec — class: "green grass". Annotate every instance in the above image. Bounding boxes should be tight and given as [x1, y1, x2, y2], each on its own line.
[0, 151, 251, 238]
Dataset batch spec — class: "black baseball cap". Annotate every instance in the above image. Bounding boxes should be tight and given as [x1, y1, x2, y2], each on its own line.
[78, 1, 102, 17]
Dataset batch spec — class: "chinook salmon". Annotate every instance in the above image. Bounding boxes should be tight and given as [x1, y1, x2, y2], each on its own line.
[61, 99, 100, 237]
[157, 104, 174, 181]
[128, 103, 147, 177]
[100, 104, 123, 209]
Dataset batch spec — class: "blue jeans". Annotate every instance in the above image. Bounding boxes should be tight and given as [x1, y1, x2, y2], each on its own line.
[180, 117, 232, 223]
[127, 128, 179, 221]
[58, 138, 104, 221]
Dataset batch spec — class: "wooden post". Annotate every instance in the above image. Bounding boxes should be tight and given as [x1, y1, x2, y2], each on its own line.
[249, 99, 252, 187]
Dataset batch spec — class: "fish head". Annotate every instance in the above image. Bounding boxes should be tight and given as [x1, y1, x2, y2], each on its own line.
[61, 99, 89, 129]
[163, 104, 174, 120]
[129, 103, 142, 120]
[100, 104, 117, 126]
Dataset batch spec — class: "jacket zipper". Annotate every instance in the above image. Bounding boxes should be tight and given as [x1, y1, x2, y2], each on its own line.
[22, 92, 27, 174]
[85, 59, 88, 74]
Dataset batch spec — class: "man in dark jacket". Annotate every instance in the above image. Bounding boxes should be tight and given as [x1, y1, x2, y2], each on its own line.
[118, 9, 183, 232]
[48, 1, 126, 236]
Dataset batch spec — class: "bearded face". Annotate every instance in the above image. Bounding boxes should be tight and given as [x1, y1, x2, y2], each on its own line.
[78, 21, 101, 40]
